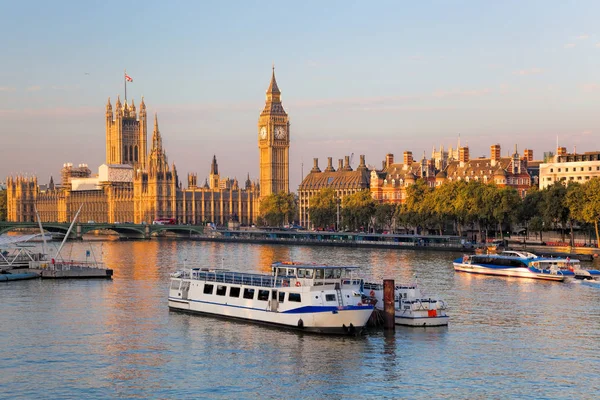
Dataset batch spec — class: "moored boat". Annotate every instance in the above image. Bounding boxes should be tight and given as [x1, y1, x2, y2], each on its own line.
[0, 269, 40, 281]
[168, 261, 373, 335]
[453, 253, 600, 281]
[363, 282, 449, 327]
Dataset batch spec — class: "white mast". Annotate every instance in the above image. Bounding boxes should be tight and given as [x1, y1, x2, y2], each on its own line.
[34, 205, 47, 258]
[55, 204, 83, 260]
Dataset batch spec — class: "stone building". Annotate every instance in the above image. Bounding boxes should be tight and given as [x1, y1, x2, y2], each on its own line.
[440, 144, 532, 197]
[6, 69, 288, 226]
[370, 151, 436, 204]
[298, 155, 370, 227]
[539, 147, 600, 189]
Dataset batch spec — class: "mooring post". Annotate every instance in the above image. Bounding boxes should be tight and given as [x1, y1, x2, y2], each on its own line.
[383, 279, 395, 330]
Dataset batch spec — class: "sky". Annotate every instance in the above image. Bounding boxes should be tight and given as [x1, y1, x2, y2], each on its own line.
[2, 0, 600, 191]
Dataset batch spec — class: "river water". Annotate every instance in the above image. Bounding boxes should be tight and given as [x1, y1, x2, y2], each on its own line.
[1, 239, 599, 399]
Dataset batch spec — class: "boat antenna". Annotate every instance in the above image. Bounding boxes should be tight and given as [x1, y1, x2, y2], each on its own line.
[34, 204, 47, 258]
[55, 203, 83, 259]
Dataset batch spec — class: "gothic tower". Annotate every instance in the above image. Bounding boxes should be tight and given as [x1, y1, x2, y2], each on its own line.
[106, 96, 148, 170]
[258, 67, 290, 197]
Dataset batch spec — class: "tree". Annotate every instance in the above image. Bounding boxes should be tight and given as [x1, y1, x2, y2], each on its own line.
[404, 179, 433, 234]
[581, 178, 600, 246]
[542, 182, 569, 241]
[0, 190, 6, 221]
[517, 186, 543, 239]
[373, 203, 396, 232]
[341, 190, 376, 232]
[259, 192, 297, 227]
[307, 188, 337, 229]
[565, 182, 585, 246]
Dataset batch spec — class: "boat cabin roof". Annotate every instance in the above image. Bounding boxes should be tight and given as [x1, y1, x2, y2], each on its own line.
[271, 261, 359, 271]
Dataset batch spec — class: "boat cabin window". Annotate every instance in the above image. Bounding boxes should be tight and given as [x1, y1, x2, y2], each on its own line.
[170, 280, 180, 290]
[216, 285, 227, 296]
[278, 292, 285, 303]
[297, 268, 313, 278]
[203, 284, 214, 295]
[243, 288, 255, 300]
[325, 294, 336, 302]
[257, 290, 269, 301]
[288, 293, 301, 302]
[229, 287, 240, 298]
[314, 269, 324, 279]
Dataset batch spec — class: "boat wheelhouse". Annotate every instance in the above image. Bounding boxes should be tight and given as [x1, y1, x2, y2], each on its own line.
[168, 261, 374, 335]
[362, 282, 449, 327]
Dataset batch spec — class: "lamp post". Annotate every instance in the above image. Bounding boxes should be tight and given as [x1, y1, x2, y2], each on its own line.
[336, 197, 341, 232]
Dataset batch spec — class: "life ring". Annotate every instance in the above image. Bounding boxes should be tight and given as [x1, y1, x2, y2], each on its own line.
[282, 280, 289, 287]
[295, 281, 301, 287]
[357, 302, 362, 306]
[369, 290, 375, 297]
[51, 258, 55, 265]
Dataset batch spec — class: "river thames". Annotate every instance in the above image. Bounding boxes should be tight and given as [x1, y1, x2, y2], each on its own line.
[1, 239, 599, 399]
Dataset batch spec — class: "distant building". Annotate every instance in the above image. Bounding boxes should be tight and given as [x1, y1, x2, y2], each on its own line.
[298, 155, 370, 227]
[539, 148, 600, 189]
[6, 69, 289, 225]
[440, 144, 532, 197]
[370, 151, 436, 204]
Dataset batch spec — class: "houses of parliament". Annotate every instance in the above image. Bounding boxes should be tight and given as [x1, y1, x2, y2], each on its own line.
[6, 69, 291, 225]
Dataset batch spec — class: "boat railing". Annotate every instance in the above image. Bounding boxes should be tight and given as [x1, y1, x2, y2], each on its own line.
[33, 260, 107, 271]
[185, 269, 293, 288]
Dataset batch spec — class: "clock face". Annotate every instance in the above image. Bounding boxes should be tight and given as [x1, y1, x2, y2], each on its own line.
[260, 127, 267, 139]
[275, 126, 286, 139]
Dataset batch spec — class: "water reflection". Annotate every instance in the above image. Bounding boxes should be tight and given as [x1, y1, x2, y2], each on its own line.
[2, 239, 600, 398]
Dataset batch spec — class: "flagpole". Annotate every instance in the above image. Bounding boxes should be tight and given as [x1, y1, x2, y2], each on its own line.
[124, 69, 127, 102]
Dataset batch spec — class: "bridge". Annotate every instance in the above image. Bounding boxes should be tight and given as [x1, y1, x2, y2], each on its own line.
[0, 222, 204, 240]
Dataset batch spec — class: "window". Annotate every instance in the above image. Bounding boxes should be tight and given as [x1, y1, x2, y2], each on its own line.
[243, 288, 255, 299]
[229, 287, 240, 297]
[325, 294, 336, 302]
[170, 280, 180, 290]
[550, 168, 553, 172]
[216, 285, 227, 296]
[558, 168, 561, 172]
[565, 168, 569, 172]
[278, 292, 285, 302]
[203, 284, 214, 295]
[289, 293, 301, 302]
[257, 290, 269, 301]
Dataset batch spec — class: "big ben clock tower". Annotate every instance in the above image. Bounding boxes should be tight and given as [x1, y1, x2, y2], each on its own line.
[258, 67, 290, 197]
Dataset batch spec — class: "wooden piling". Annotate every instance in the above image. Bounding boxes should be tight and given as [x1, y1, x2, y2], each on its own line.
[383, 279, 395, 330]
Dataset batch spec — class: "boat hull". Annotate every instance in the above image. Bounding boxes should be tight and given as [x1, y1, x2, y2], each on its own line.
[0, 271, 39, 281]
[168, 298, 372, 335]
[395, 314, 449, 327]
[453, 262, 565, 282]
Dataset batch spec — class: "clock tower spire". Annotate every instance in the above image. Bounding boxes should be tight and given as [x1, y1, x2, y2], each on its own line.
[258, 66, 290, 197]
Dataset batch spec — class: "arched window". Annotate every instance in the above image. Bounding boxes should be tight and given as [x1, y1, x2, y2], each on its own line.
[123, 145, 128, 162]
[129, 146, 133, 162]
[134, 146, 139, 161]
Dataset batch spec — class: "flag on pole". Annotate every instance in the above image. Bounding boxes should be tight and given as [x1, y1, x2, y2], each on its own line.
[125, 73, 133, 82]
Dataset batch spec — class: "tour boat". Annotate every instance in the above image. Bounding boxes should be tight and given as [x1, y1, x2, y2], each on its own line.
[362, 282, 449, 327]
[168, 261, 374, 335]
[454, 253, 600, 281]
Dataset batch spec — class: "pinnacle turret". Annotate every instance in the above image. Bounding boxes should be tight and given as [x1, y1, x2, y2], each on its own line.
[266, 65, 280, 95]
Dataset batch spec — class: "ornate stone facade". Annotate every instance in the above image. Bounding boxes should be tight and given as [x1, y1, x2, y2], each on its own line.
[258, 67, 290, 197]
[6, 70, 282, 226]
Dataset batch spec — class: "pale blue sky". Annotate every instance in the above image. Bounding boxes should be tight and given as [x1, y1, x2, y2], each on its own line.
[2, 1, 600, 190]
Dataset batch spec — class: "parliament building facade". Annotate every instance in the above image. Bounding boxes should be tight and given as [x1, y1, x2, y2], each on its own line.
[6, 70, 290, 225]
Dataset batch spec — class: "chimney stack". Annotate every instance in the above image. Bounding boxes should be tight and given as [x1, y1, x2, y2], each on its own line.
[385, 153, 394, 168]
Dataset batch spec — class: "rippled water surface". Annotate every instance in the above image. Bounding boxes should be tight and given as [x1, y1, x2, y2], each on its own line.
[1, 239, 600, 399]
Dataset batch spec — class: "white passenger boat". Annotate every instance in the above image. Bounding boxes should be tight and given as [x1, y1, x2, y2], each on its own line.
[168, 261, 374, 335]
[362, 282, 449, 327]
[454, 253, 600, 281]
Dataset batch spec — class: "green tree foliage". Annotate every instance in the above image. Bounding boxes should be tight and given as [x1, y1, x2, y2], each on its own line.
[341, 190, 376, 232]
[581, 178, 600, 245]
[307, 188, 337, 229]
[542, 182, 569, 241]
[373, 203, 397, 232]
[259, 192, 297, 227]
[0, 190, 6, 221]
[565, 182, 585, 246]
